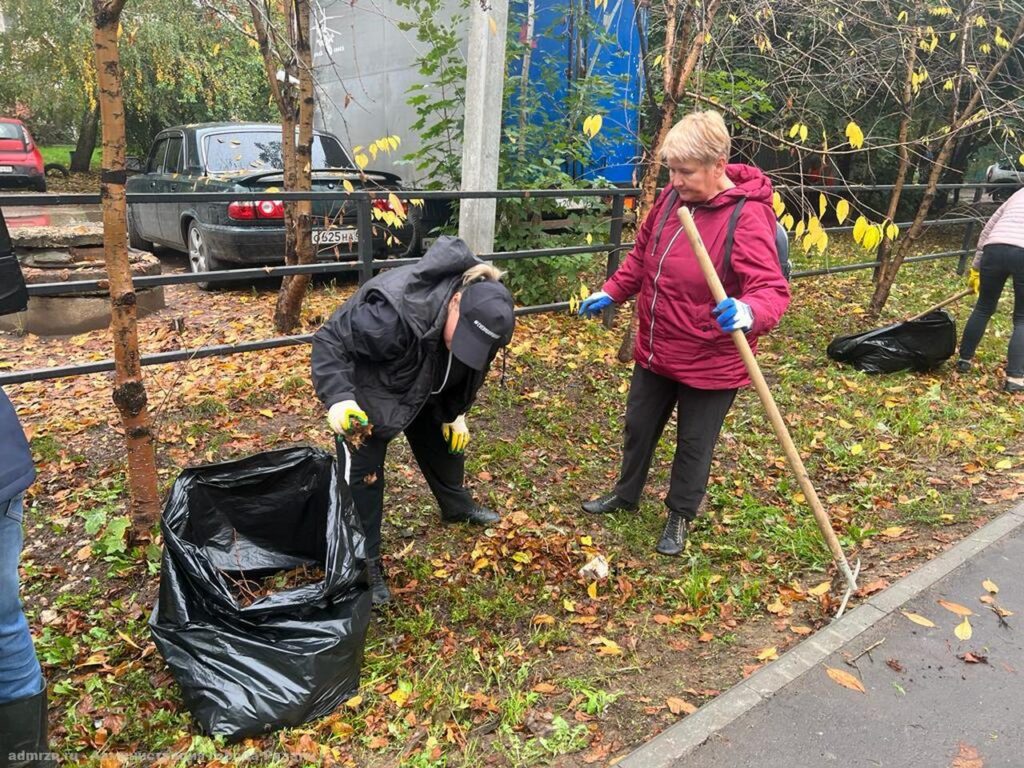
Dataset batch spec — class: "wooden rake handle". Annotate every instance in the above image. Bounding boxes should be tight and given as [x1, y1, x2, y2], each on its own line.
[903, 287, 972, 323]
[677, 207, 857, 590]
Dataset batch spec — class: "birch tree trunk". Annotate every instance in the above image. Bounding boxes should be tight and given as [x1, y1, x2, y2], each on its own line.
[92, 0, 160, 536]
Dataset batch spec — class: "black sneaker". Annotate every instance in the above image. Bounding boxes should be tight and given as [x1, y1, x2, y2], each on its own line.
[656, 513, 689, 556]
[365, 558, 392, 606]
[582, 493, 638, 514]
[955, 359, 972, 373]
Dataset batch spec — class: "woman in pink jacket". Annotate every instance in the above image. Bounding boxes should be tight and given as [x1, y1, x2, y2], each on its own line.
[956, 187, 1024, 393]
[578, 110, 791, 556]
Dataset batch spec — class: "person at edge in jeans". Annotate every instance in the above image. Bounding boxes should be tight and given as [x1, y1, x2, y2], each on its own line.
[578, 110, 791, 556]
[1, 387, 53, 768]
[311, 236, 515, 605]
[956, 186, 1024, 394]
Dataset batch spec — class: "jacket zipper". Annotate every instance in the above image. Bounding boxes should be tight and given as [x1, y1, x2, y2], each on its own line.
[646, 205, 693, 367]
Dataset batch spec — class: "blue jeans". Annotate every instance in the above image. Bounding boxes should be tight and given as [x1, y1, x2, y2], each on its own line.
[959, 244, 1024, 378]
[0, 494, 43, 703]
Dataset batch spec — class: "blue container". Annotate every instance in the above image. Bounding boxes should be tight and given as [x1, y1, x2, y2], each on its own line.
[507, 0, 643, 184]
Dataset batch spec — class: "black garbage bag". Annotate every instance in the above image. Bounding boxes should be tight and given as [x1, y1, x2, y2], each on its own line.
[826, 309, 957, 374]
[149, 444, 371, 741]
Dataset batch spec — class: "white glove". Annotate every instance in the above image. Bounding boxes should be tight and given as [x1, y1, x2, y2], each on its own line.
[442, 414, 470, 454]
[328, 400, 369, 434]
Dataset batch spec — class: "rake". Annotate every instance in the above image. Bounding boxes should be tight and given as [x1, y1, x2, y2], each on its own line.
[678, 207, 860, 617]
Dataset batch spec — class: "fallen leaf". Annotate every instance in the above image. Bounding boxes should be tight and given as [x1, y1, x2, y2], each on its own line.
[532, 614, 556, 626]
[992, 604, 1013, 618]
[902, 611, 936, 628]
[979, 595, 994, 605]
[532, 682, 558, 694]
[258, 408, 274, 418]
[982, 579, 999, 594]
[951, 741, 984, 768]
[809, 580, 832, 596]
[886, 658, 904, 672]
[825, 666, 866, 693]
[958, 652, 988, 664]
[791, 625, 813, 635]
[345, 695, 363, 708]
[653, 614, 673, 625]
[857, 579, 889, 596]
[756, 646, 779, 661]
[587, 581, 599, 600]
[880, 526, 907, 538]
[698, 631, 714, 643]
[938, 599, 974, 617]
[666, 696, 698, 715]
[954, 617, 973, 641]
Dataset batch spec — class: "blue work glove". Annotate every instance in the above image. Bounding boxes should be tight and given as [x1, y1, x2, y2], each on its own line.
[712, 297, 754, 333]
[579, 291, 613, 317]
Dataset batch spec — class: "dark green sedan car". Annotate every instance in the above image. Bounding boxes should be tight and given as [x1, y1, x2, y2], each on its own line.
[126, 122, 426, 286]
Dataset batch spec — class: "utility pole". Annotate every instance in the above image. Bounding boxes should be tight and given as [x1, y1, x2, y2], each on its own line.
[458, 0, 508, 256]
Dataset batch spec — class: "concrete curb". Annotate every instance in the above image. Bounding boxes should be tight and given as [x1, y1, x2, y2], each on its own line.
[617, 500, 1024, 768]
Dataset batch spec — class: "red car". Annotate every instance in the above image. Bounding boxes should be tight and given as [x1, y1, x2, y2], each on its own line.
[0, 118, 46, 192]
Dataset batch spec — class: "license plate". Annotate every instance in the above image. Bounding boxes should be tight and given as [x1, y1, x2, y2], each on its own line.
[313, 228, 358, 246]
[0, 166, 13, 173]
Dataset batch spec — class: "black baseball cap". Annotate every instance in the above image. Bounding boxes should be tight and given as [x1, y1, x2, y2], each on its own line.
[451, 281, 515, 370]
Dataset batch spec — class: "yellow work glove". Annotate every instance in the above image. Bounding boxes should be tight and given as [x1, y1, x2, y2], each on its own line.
[967, 268, 980, 296]
[441, 414, 470, 454]
[327, 400, 369, 435]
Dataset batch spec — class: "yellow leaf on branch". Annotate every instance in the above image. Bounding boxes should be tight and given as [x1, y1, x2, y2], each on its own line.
[845, 121, 865, 149]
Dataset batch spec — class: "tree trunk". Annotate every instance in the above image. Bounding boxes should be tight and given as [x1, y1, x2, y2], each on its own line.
[273, 0, 314, 333]
[92, 0, 160, 537]
[70, 103, 100, 173]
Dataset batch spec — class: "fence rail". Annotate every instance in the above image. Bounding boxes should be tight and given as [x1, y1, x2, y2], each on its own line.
[0, 182, 1007, 387]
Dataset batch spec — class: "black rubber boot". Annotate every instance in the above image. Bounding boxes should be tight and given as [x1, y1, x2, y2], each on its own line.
[365, 558, 392, 606]
[0, 683, 53, 768]
[656, 513, 689, 557]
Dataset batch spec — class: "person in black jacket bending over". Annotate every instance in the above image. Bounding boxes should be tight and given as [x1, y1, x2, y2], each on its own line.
[312, 236, 515, 605]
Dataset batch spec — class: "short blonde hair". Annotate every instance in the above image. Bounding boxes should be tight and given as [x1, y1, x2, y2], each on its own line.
[461, 262, 505, 287]
[661, 110, 731, 166]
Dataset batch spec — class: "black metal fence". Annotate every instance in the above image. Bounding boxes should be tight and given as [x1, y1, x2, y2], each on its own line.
[0, 182, 1003, 387]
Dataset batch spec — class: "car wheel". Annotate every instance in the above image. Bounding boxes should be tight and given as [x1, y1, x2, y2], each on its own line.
[187, 221, 223, 290]
[44, 163, 69, 179]
[31, 177, 47, 193]
[127, 208, 154, 252]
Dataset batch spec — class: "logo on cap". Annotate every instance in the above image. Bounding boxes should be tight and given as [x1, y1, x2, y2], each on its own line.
[473, 319, 500, 339]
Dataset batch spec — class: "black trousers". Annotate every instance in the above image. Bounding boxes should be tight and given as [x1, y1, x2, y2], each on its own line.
[613, 365, 737, 521]
[348, 406, 474, 559]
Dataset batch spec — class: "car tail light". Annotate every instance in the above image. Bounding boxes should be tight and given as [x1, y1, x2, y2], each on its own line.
[256, 199, 285, 219]
[373, 198, 394, 214]
[21, 126, 33, 150]
[228, 201, 257, 220]
[227, 200, 285, 220]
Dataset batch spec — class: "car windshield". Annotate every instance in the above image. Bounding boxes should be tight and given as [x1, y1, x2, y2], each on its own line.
[997, 159, 1024, 171]
[0, 123, 23, 141]
[203, 131, 352, 173]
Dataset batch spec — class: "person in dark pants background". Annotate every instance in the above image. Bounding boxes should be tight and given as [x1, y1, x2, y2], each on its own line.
[956, 187, 1024, 394]
[577, 110, 790, 556]
[1, 209, 51, 767]
[312, 236, 515, 605]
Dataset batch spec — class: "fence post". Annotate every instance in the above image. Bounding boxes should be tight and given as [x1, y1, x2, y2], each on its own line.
[603, 193, 625, 329]
[957, 186, 984, 275]
[356, 195, 374, 285]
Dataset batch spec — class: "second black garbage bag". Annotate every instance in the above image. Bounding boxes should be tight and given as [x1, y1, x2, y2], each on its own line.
[149, 442, 372, 741]
[827, 309, 958, 374]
